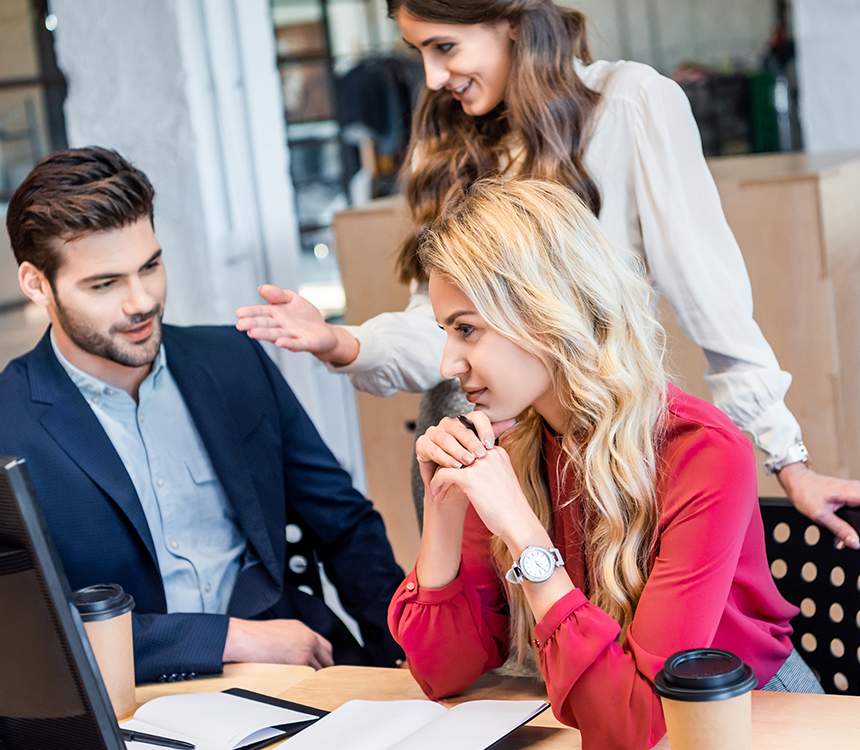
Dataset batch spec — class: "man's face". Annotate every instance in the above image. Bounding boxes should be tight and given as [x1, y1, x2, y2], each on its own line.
[49, 218, 166, 368]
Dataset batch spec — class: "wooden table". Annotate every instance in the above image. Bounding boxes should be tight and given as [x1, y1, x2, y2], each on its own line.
[131, 663, 314, 717]
[135, 664, 860, 748]
[278, 666, 860, 749]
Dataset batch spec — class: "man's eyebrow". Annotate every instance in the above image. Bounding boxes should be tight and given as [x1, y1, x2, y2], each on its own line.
[443, 309, 476, 326]
[78, 248, 162, 284]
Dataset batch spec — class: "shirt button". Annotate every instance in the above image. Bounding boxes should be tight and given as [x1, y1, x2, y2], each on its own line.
[156, 477, 165, 488]
[289, 555, 308, 574]
[204, 582, 212, 594]
[92, 396, 101, 405]
[170, 539, 179, 551]
[139, 413, 145, 423]
[285, 524, 303, 544]
[406, 582, 415, 591]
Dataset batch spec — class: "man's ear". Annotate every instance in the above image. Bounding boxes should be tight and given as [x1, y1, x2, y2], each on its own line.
[18, 262, 54, 308]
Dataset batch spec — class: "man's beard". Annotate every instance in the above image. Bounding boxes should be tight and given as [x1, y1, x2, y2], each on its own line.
[54, 300, 164, 368]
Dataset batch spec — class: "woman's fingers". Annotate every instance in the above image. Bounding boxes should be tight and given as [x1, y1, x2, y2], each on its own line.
[461, 411, 494, 449]
[235, 304, 276, 320]
[246, 328, 286, 343]
[450, 416, 489, 458]
[438, 424, 482, 465]
[258, 284, 295, 305]
[429, 467, 466, 501]
[416, 434, 468, 469]
[236, 315, 277, 332]
[461, 411, 518, 446]
[417, 457, 437, 488]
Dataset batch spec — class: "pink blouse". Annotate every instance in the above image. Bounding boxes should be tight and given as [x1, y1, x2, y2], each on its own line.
[388, 385, 797, 748]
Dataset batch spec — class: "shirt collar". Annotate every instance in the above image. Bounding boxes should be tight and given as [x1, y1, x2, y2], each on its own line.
[50, 328, 167, 400]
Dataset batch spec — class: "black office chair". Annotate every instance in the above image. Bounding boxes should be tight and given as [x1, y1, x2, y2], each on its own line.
[760, 497, 860, 695]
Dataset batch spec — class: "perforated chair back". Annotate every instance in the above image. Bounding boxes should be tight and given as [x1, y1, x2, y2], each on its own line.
[760, 497, 860, 695]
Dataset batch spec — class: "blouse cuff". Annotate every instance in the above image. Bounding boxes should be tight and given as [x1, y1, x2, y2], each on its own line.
[395, 569, 466, 606]
[743, 398, 803, 460]
[324, 324, 379, 375]
[533, 587, 591, 648]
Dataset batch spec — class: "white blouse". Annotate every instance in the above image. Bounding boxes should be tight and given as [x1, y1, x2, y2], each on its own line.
[332, 59, 802, 462]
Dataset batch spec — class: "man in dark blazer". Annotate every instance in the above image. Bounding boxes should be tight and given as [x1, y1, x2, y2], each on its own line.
[0, 147, 404, 683]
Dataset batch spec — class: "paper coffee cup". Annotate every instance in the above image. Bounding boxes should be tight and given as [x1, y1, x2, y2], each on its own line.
[73, 583, 136, 718]
[654, 648, 757, 750]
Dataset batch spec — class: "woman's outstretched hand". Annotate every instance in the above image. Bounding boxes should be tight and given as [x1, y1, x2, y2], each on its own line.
[778, 464, 860, 550]
[235, 284, 360, 365]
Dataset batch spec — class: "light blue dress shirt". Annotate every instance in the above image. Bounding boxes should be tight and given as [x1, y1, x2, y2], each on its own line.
[52, 334, 247, 614]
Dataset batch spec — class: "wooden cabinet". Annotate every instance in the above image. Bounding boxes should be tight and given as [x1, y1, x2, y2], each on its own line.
[333, 198, 422, 570]
[662, 152, 860, 496]
[334, 153, 860, 566]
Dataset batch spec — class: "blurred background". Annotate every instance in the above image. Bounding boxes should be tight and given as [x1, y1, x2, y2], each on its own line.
[0, 0, 857, 500]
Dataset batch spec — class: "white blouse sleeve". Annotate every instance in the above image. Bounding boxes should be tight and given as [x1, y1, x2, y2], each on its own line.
[325, 280, 448, 397]
[631, 73, 802, 459]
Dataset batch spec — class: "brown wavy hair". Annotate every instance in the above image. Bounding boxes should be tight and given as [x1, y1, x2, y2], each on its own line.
[387, 0, 602, 282]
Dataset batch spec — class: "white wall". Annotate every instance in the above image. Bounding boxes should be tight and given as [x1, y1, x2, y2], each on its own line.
[49, 0, 283, 328]
[794, 0, 860, 153]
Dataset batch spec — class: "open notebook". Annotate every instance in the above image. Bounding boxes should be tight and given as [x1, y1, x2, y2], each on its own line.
[121, 689, 325, 750]
[284, 698, 550, 750]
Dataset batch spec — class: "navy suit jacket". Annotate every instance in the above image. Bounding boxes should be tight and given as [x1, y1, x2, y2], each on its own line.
[0, 325, 404, 682]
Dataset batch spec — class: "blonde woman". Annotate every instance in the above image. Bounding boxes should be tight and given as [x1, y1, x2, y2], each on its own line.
[389, 179, 820, 749]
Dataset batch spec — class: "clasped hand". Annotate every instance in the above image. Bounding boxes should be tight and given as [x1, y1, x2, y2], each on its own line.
[416, 412, 536, 543]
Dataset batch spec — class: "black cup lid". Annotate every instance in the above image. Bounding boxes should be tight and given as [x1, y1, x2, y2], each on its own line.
[655, 649, 757, 702]
[73, 583, 135, 622]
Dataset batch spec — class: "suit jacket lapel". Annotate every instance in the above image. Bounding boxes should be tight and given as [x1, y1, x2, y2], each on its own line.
[29, 333, 159, 568]
[164, 329, 280, 584]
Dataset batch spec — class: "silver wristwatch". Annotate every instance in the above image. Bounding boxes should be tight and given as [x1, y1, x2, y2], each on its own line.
[505, 545, 564, 585]
[764, 441, 809, 475]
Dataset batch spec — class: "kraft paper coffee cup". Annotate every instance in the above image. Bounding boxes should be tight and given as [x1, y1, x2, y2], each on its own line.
[73, 583, 136, 718]
[654, 648, 757, 750]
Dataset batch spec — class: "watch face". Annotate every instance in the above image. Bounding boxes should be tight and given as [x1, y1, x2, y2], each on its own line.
[520, 547, 554, 582]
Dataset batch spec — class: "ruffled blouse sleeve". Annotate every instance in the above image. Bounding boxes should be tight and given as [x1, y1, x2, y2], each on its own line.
[387, 506, 510, 698]
[629, 71, 801, 460]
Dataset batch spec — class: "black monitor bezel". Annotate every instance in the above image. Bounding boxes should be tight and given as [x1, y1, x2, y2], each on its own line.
[0, 455, 125, 749]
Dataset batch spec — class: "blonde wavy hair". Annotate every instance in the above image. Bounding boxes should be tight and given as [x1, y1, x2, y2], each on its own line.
[418, 178, 668, 661]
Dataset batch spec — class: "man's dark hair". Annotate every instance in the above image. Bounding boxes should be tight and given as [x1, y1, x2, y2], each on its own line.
[6, 146, 155, 284]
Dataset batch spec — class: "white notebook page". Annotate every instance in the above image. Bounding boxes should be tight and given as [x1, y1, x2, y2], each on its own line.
[284, 699, 447, 750]
[390, 699, 547, 750]
[284, 698, 547, 750]
[121, 691, 317, 750]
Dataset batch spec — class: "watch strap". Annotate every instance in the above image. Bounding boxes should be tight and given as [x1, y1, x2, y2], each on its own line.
[764, 441, 809, 474]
